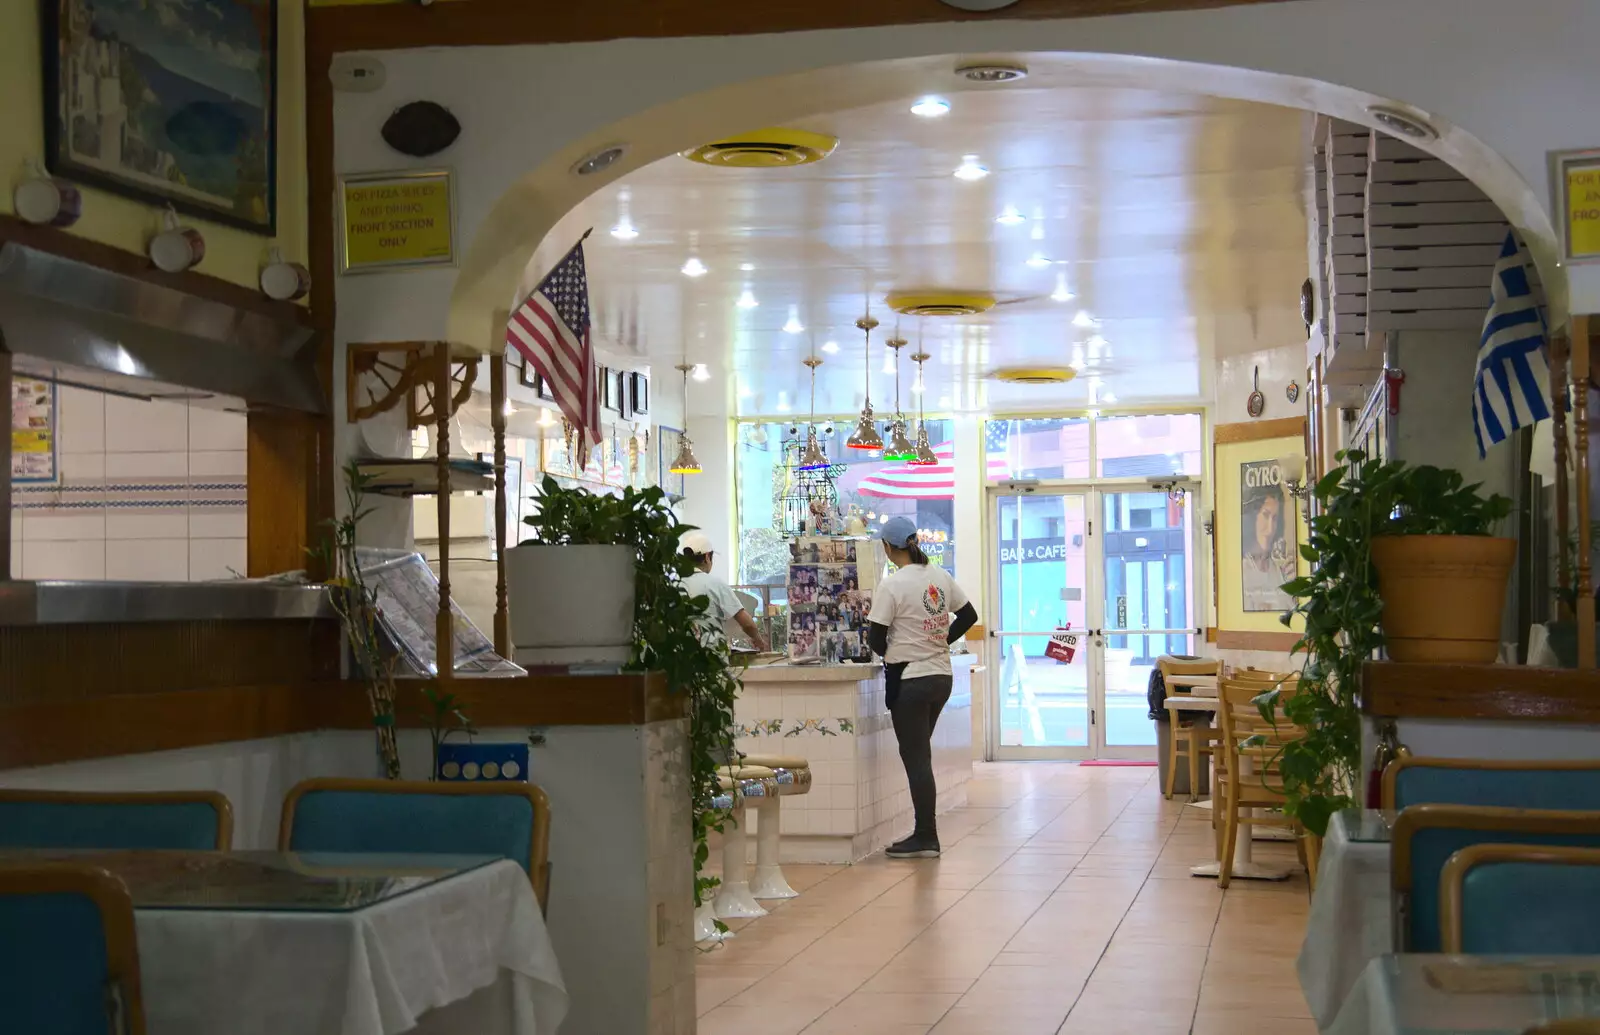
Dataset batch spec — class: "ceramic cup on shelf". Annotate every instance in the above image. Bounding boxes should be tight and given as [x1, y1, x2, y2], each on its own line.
[13, 163, 82, 228]
[149, 208, 206, 272]
[259, 247, 311, 300]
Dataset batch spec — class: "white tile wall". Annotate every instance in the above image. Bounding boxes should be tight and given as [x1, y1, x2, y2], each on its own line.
[9, 388, 248, 582]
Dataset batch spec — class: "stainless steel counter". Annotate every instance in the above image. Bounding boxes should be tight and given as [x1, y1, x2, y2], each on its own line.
[0, 580, 334, 626]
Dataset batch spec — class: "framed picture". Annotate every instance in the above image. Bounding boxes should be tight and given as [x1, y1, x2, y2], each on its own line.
[42, 0, 280, 233]
[600, 367, 618, 412]
[1212, 417, 1309, 651]
[516, 353, 537, 390]
[614, 369, 631, 419]
[629, 372, 649, 416]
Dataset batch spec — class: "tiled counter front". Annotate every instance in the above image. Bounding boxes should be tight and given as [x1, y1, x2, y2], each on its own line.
[736, 658, 974, 864]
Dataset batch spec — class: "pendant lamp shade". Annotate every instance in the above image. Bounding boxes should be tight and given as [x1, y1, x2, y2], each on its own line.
[798, 427, 830, 470]
[911, 422, 939, 465]
[672, 362, 703, 475]
[847, 314, 882, 450]
[885, 418, 917, 460]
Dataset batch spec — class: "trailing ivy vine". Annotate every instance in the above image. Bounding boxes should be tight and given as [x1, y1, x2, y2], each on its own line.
[522, 476, 739, 909]
[1259, 450, 1511, 836]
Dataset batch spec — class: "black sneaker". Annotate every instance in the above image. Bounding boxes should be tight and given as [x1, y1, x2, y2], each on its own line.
[885, 834, 940, 859]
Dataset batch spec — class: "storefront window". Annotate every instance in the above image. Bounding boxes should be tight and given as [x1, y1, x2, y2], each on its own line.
[736, 419, 957, 586]
[984, 418, 1090, 481]
[1095, 413, 1203, 478]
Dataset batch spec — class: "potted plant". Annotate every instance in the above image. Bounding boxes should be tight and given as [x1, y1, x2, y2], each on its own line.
[507, 477, 641, 665]
[1264, 450, 1512, 836]
[520, 477, 741, 916]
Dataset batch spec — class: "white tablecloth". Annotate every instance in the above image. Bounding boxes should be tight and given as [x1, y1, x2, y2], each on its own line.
[1326, 955, 1600, 1035]
[1298, 813, 1393, 1028]
[135, 859, 567, 1035]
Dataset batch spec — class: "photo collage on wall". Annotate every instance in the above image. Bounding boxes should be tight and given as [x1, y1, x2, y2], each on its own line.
[787, 537, 877, 663]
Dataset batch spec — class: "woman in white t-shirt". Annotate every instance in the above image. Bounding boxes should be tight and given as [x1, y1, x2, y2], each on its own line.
[679, 530, 769, 652]
[867, 517, 979, 859]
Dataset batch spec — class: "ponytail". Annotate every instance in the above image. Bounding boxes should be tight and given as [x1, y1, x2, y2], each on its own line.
[903, 536, 930, 566]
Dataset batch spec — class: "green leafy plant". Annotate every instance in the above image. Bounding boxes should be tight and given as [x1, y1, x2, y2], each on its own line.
[522, 475, 739, 912]
[1256, 450, 1511, 836]
[310, 460, 402, 780]
[421, 682, 478, 780]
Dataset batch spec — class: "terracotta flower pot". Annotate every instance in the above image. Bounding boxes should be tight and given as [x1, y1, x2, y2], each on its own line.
[1371, 535, 1516, 663]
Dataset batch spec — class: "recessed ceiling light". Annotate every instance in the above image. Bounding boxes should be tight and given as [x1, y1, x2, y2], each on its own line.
[572, 144, 626, 176]
[995, 205, 1024, 226]
[681, 256, 707, 278]
[954, 155, 989, 182]
[609, 220, 638, 241]
[1051, 274, 1074, 303]
[1072, 310, 1097, 328]
[821, 340, 840, 354]
[911, 96, 951, 118]
[956, 63, 1028, 84]
[776, 391, 791, 413]
[692, 363, 711, 382]
[1085, 335, 1108, 348]
[739, 262, 755, 272]
[1025, 254, 1053, 269]
[783, 307, 804, 334]
[1030, 222, 1045, 242]
[912, 377, 925, 395]
[1368, 105, 1438, 141]
[737, 288, 759, 309]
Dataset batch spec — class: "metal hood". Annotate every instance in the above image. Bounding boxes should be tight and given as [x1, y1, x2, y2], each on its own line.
[0, 242, 324, 413]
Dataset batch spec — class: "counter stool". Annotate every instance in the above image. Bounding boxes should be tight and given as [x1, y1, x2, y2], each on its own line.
[712, 766, 778, 922]
[695, 782, 740, 943]
[738, 753, 812, 900]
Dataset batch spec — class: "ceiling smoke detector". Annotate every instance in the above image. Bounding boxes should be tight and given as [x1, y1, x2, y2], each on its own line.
[681, 127, 839, 168]
[991, 367, 1076, 385]
[886, 291, 996, 317]
[956, 63, 1029, 84]
[1367, 105, 1438, 141]
[573, 145, 627, 176]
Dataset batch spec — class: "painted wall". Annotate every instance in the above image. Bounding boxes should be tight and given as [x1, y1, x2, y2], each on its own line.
[8, 388, 248, 581]
[0, 0, 308, 288]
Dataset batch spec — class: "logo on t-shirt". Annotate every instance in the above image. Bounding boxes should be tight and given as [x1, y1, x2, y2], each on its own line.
[922, 584, 947, 617]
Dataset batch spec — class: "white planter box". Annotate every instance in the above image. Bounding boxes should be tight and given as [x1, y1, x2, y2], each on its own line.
[506, 544, 636, 665]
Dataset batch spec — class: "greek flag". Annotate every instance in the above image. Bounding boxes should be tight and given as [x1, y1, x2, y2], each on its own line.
[1472, 232, 1551, 458]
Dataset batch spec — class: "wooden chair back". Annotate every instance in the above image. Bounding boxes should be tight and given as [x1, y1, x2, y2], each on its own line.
[1383, 756, 1600, 812]
[280, 778, 552, 914]
[0, 789, 233, 851]
[1440, 843, 1600, 955]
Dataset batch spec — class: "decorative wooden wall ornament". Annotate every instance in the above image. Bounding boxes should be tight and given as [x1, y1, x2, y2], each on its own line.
[381, 101, 461, 157]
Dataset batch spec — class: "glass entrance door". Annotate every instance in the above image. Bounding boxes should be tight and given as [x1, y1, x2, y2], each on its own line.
[990, 491, 1093, 759]
[989, 486, 1192, 760]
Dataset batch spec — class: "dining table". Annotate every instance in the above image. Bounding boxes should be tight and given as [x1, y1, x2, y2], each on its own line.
[2, 848, 568, 1035]
[1163, 695, 1292, 882]
[1297, 808, 1397, 1028]
[1325, 954, 1600, 1035]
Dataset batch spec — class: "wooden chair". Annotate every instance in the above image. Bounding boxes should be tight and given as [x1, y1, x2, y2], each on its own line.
[1392, 804, 1600, 952]
[1383, 756, 1600, 812]
[0, 789, 233, 851]
[0, 862, 146, 1035]
[279, 778, 552, 914]
[1441, 843, 1600, 954]
[1214, 674, 1306, 888]
[1523, 1024, 1600, 1034]
[1158, 657, 1220, 801]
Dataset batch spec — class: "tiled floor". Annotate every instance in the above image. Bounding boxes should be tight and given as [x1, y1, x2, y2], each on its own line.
[697, 762, 1314, 1035]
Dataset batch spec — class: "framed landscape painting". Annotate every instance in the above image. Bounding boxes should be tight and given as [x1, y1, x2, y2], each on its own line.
[42, 0, 279, 233]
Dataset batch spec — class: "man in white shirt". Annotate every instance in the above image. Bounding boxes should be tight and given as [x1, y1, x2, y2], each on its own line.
[867, 516, 979, 858]
[680, 530, 769, 652]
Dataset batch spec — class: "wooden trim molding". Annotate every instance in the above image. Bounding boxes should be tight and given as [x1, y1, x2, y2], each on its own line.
[0, 674, 681, 771]
[1362, 661, 1600, 724]
[1214, 630, 1300, 652]
[1214, 416, 1307, 445]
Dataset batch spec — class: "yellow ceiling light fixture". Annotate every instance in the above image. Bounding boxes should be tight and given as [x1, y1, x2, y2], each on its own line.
[680, 127, 839, 168]
[885, 291, 996, 318]
[991, 367, 1077, 385]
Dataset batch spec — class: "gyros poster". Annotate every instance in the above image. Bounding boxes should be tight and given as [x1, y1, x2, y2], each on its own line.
[1239, 459, 1296, 613]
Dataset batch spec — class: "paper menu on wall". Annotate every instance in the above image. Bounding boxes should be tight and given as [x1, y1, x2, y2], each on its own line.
[11, 378, 55, 483]
[352, 548, 525, 678]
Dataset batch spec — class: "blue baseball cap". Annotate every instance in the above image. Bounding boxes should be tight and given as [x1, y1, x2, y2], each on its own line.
[879, 515, 919, 549]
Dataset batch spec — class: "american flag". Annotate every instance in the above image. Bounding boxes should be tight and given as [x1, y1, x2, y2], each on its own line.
[506, 234, 601, 454]
[1472, 232, 1550, 458]
[858, 435, 1012, 499]
[985, 420, 1016, 480]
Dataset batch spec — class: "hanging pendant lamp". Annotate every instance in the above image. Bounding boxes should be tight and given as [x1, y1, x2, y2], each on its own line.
[910, 348, 940, 466]
[798, 355, 830, 470]
[845, 315, 884, 451]
[883, 331, 916, 460]
[669, 363, 703, 474]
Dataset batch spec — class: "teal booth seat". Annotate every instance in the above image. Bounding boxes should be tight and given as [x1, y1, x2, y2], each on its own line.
[279, 779, 552, 910]
[1443, 845, 1600, 955]
[1394, 805, 1600, 952]
[0, 864, 146, 1035]
[1385, 757, 1600, 812]
[0, 790, 232, 851]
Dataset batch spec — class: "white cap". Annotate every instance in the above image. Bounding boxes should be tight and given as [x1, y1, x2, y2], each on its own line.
[679, 530, 715, 557]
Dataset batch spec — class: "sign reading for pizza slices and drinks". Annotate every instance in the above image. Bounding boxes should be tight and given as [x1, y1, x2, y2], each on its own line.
[340, 169, 456, 272]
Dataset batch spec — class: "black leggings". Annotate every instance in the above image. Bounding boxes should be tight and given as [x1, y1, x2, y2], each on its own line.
[890, 674, 953, 837]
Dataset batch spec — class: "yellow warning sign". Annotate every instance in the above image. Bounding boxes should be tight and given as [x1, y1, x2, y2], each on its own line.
[340, 169, 455, 273]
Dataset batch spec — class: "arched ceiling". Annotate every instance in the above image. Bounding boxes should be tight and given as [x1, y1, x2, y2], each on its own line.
[533, 86, 1310, 417]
